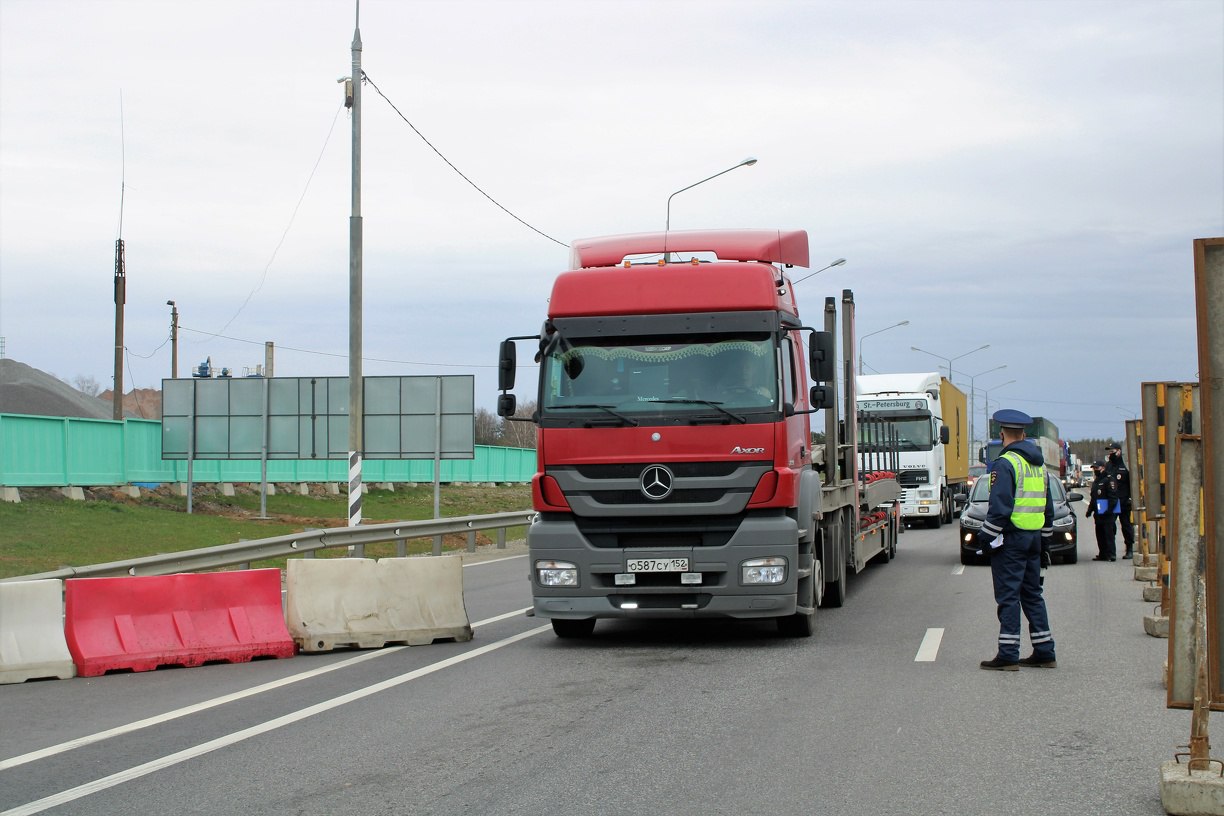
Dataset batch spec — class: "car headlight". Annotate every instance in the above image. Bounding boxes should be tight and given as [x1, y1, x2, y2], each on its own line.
[961, 514, 983, 529]
[1053, 515, 1074, 528]
[742, 557, 787, 585]
[536, 560, 578, 587]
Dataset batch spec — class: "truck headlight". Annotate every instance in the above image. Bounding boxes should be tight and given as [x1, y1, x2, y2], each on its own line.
[536, 560, 578, 587]
[742, 557, 786, 585]
[918, 490, 935, 499]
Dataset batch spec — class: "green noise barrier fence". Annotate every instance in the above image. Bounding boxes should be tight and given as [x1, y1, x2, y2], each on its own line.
[0, 414, 535, 487]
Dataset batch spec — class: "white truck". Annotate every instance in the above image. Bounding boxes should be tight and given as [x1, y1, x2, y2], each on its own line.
[856, 373, 969, 527]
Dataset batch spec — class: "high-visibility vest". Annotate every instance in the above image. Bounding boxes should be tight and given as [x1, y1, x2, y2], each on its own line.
[1001, 451, 1047, 530]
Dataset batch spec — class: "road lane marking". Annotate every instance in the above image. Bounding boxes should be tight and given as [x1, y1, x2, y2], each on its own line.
[914, 628, 945, 662]
[952, 565, 965, 575]
[1, 624, 551, 816]
[0, 608, 531, 772]
[463, 553, 527, 567]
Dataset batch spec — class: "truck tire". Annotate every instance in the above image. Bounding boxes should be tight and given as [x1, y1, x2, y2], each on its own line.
[821, 519, 847, 608]
[551, 618, 596, 638]
[777, 575, 815, 637]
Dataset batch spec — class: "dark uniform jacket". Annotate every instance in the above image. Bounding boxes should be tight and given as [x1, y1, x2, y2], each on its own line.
[1105, 453, 1131, 508]
[979, 439, 1055, 543]
[1087, 469, 1116, 517]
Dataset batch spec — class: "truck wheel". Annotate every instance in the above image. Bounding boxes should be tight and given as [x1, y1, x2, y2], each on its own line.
[821, 542, 847, 608]
[777, 576, 815, 637]
[551, 618, 596, 638]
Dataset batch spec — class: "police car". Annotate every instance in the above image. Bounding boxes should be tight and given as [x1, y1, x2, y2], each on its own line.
[957, 475, 1084, 565]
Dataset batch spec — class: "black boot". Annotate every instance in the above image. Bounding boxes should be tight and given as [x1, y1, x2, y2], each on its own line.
[980, 657, 1019, 671]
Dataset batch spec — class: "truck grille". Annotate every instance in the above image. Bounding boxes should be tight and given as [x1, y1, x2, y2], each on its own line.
[547, 460, 772, 519]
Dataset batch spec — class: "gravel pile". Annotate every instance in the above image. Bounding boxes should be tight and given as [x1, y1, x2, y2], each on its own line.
[0, 358, 120, 419]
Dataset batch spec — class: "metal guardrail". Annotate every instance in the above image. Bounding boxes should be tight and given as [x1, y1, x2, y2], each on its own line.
[0, 511, 536, 583]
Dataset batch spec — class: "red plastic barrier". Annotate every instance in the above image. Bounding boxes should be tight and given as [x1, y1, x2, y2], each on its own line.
[64, 569, 294, 677]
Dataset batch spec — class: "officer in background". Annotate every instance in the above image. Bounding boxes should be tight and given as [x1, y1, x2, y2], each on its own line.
[1085, 459, 1117, 561]
[1105, 442, 1134, 559]
[976, 409, 1057, 671]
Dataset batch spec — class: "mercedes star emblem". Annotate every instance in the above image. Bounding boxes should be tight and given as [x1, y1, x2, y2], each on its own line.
[640, 465, 674, 500]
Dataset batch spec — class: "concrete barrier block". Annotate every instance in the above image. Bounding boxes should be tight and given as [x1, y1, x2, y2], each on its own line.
[1161, 760, 1224, 815]
[266, 483, 277, 496]
[297, 483, 309, 495]
[1135, 566, 1159, 582]
[1143, 585, 1162, 602]
[0, 579, 76, 683]
[286, 556, 472, 653]
[120, 485, 141, 498]
[59, 486, 85, 501]
[173, 483, 189, 497]
[1145, 615, 1170, 638]
[220, 483, 235, 496]
[1, 487, 20, 503]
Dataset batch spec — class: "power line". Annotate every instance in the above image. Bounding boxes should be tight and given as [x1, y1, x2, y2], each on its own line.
[362, 71, 568, 248]
[207, 103, 347, 341]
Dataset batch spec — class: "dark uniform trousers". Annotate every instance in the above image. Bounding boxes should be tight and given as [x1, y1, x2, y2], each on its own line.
[1094, 511, 1118, 559]
[1118, 505, 1135, 554]
[989, 529, 1055, 662]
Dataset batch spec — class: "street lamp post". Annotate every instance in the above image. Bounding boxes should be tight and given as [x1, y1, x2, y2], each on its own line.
[858, 320, 909, 375]
[910, 343, 990, 385]
[982, 378, 1017, 437]
[965, 364, 1006, 452]
[791, 257, 846, 285]
[665, 157, 757, 233]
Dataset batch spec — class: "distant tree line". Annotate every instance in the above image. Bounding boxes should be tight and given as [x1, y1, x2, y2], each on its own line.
[475, 401, 538, 449]
[1068, 437, 1125, 464]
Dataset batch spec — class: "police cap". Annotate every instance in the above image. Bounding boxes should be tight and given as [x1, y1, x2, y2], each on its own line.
[992, 408, 1032, 430]
[1092, 460, 1105, 467]
[1106, 442, 1122, 451]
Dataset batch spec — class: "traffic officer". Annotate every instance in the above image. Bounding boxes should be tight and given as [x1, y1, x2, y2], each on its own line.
[976, 409, 1057, 671]
[1086, 459, 1117, 561]
[1105, 442, 1134, 559]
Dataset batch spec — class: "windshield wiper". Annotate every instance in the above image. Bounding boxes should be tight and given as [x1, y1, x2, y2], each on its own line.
[558, 403, 639, 426]
[644, 398, 747, 424]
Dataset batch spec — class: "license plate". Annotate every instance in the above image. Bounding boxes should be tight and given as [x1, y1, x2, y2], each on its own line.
[626, 558, 689, 573]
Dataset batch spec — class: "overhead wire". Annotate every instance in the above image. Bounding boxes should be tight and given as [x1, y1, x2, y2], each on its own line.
[361, 71, 568, 248]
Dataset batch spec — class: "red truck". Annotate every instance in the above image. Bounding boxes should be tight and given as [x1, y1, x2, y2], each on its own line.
[497, 229, 899, 638]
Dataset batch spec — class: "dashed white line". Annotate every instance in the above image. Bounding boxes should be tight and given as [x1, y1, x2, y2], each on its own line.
[952, 565, 965, 575]
[914, 628, 945, 662]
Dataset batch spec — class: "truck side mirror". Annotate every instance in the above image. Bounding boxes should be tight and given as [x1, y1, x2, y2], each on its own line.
[809, 384, 834, 410]
[808, 331, 835, 382]
[940, 425, 950, 445]
[498, 340, 517, 391]
[497, 393, 517, 418]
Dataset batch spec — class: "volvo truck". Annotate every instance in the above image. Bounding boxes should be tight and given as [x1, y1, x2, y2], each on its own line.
[497, 229, 899, 638]
[855, 373, 969, 527]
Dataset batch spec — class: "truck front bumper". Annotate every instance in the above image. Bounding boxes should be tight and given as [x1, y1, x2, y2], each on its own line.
[529, 513, 801, 621]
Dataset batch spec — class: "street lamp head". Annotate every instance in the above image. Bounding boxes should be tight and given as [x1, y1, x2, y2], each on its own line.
[166, 300, 175, 307]
[740, 157, 758, 167]
[830, 258, 846, 267]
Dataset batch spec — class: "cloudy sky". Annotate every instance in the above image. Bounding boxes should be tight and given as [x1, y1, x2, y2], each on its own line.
[1, 0, 1221, 442]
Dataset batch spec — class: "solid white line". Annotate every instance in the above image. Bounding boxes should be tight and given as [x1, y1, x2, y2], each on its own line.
[914, 628, 945, 662]
[1, 625, 551, 816]
[0, 608, 530, 772]
[952, 565, 965, 575]
[463, 553, 527, 568]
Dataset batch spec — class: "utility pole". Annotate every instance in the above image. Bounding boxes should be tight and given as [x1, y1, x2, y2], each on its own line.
[167, 300, 179, 378]
[346, 1, 364, 528]
[264, 341, 275, 378]
[113, 239, 125, 420]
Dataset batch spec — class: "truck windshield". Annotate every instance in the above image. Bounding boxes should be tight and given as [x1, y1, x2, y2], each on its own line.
[540, 334, 778, 421]
[871, 415, 934, 452]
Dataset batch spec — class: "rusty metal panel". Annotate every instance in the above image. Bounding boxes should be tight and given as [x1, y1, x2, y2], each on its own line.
[1192, 237, 1224, 707]
[1167, 435, 1205, 709]
[1126, 419, 1148, 555]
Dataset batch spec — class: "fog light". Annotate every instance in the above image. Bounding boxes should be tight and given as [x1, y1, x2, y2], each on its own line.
[536, 560, 578, 587]
[742, 557, 786, 585]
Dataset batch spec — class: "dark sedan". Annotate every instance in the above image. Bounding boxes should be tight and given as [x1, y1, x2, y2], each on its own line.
[958, 475, 1083, 565]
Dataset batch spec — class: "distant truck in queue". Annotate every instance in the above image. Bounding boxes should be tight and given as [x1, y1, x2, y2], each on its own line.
[984, 415, 1061, 482]
[496, 229, 902, 639]
[856, 373, 969, 527]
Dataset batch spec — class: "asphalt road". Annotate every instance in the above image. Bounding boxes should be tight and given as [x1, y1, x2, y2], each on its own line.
[0, 516, 1187, 816]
